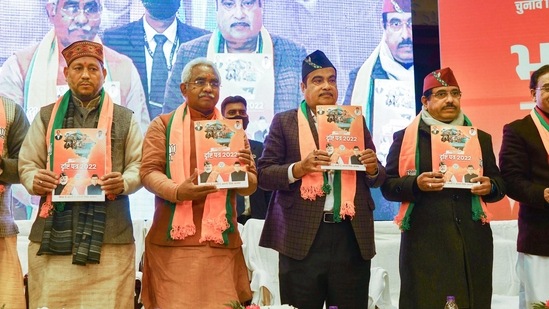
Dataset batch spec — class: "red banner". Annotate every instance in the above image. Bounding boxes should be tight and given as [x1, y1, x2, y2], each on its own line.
[438, 0, 549, 219]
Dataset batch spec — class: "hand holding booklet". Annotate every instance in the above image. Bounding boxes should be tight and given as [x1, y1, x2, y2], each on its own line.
[52, 128, 106, 202]
[317, 105, 366, 171]
[194, 119, 249, 189]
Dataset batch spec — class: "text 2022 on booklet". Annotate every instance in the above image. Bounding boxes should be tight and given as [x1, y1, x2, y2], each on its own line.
[194, 119, 248, 189]
[317, 105, 365, 171]
[431, 125, 482, 189]
[52, 128, 106, 202]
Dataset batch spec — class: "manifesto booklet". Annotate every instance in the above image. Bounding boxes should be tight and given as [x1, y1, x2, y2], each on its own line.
[194, 119, 249, 189]
[317, 105, 365, 171]
[52, 128, 106, 202]
[431, 125, 482, 189]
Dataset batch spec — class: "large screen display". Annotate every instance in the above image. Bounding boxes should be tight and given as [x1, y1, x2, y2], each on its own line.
[0, 0, 416, 220]
[438, 0, 549, 219]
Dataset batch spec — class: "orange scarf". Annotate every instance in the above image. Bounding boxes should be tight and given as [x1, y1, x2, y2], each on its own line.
[166, 103, 233, 244]
[39, 90, 113, 218]
[297, 101, 356, 220]
[394, 113, 490, 230]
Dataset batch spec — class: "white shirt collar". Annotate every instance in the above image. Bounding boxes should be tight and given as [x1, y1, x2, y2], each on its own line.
[142, 17, 178, 45]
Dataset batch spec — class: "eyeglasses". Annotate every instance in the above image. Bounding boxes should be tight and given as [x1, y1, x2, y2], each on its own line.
[220, 0, 259, 11]
[61, 2, 102, 21]
[385, 19, 412, 31]
[432, 90, 462, 100]
[535, 86, 549, 92]
[226, 110, 248, 116]
[188, 80, 221, 89]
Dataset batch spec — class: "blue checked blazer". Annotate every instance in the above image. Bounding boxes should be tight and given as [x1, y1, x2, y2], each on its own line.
[162, 33, 306, 114]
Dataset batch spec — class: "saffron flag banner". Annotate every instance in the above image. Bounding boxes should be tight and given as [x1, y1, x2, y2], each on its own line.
[438, 0, 549, 218]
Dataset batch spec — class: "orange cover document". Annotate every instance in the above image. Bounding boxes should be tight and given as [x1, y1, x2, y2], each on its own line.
[317, 105, 365, 171]
[52, 128, 106, 202]
[431, 125, 481, 189]
[194, 119, 248, 189]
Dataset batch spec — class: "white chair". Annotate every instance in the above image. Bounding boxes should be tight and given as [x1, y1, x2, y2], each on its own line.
[368, 266, 395, 309]
[241, 219, 280, 306]
[240, 218, 394, 308]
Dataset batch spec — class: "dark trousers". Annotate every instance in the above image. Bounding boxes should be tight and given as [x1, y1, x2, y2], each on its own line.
[279, 220, 371, 309]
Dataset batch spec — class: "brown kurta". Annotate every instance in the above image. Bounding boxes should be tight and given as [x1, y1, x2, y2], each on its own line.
[140, 109, 253, 308]
[28, 242, 135, 309]
[0, 236, 25, 309]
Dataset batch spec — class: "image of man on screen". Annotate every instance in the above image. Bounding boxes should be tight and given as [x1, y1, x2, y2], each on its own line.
[87, 174, 103, 195]
[344, 0, 413, 117]
[343, 0, 414, 221]
[102, 0, 209, 120]
[163, 0, 307, 121]
[0, 0, 150, 133]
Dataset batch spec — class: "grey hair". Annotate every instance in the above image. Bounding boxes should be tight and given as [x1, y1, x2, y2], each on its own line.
[180, 57, 220, 84]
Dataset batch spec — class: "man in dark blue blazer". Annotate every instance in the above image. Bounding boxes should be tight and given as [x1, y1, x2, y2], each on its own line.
[102, 0, 209, 119]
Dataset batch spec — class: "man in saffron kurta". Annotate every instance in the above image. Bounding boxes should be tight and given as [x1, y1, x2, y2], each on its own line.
[258, 50, 385, 308]
[18, 41, 143, 309]
[0, 96, 30, 309]
[140, 57, 256, 308]
[381, 67, 505, 308]
[499, 64, 549, 308]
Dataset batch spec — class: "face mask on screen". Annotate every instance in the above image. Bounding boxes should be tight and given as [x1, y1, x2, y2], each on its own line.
[142, 0, 180, 20]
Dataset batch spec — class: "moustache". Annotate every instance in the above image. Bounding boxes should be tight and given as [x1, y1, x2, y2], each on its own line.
[230, 22, 251, 28]
[398, 38, 413, 47]
[68, 24, 92, 32]
[199, 93, 215, 99]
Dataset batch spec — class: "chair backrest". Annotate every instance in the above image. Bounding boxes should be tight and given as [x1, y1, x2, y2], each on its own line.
[240, 218, 281, 305]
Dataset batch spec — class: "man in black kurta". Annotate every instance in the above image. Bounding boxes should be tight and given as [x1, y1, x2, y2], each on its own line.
[381, 68, 505, 308]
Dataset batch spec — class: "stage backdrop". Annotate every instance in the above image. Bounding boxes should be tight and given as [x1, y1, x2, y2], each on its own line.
[438, 0, 549, 219]
[0, 0, 416, 220]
